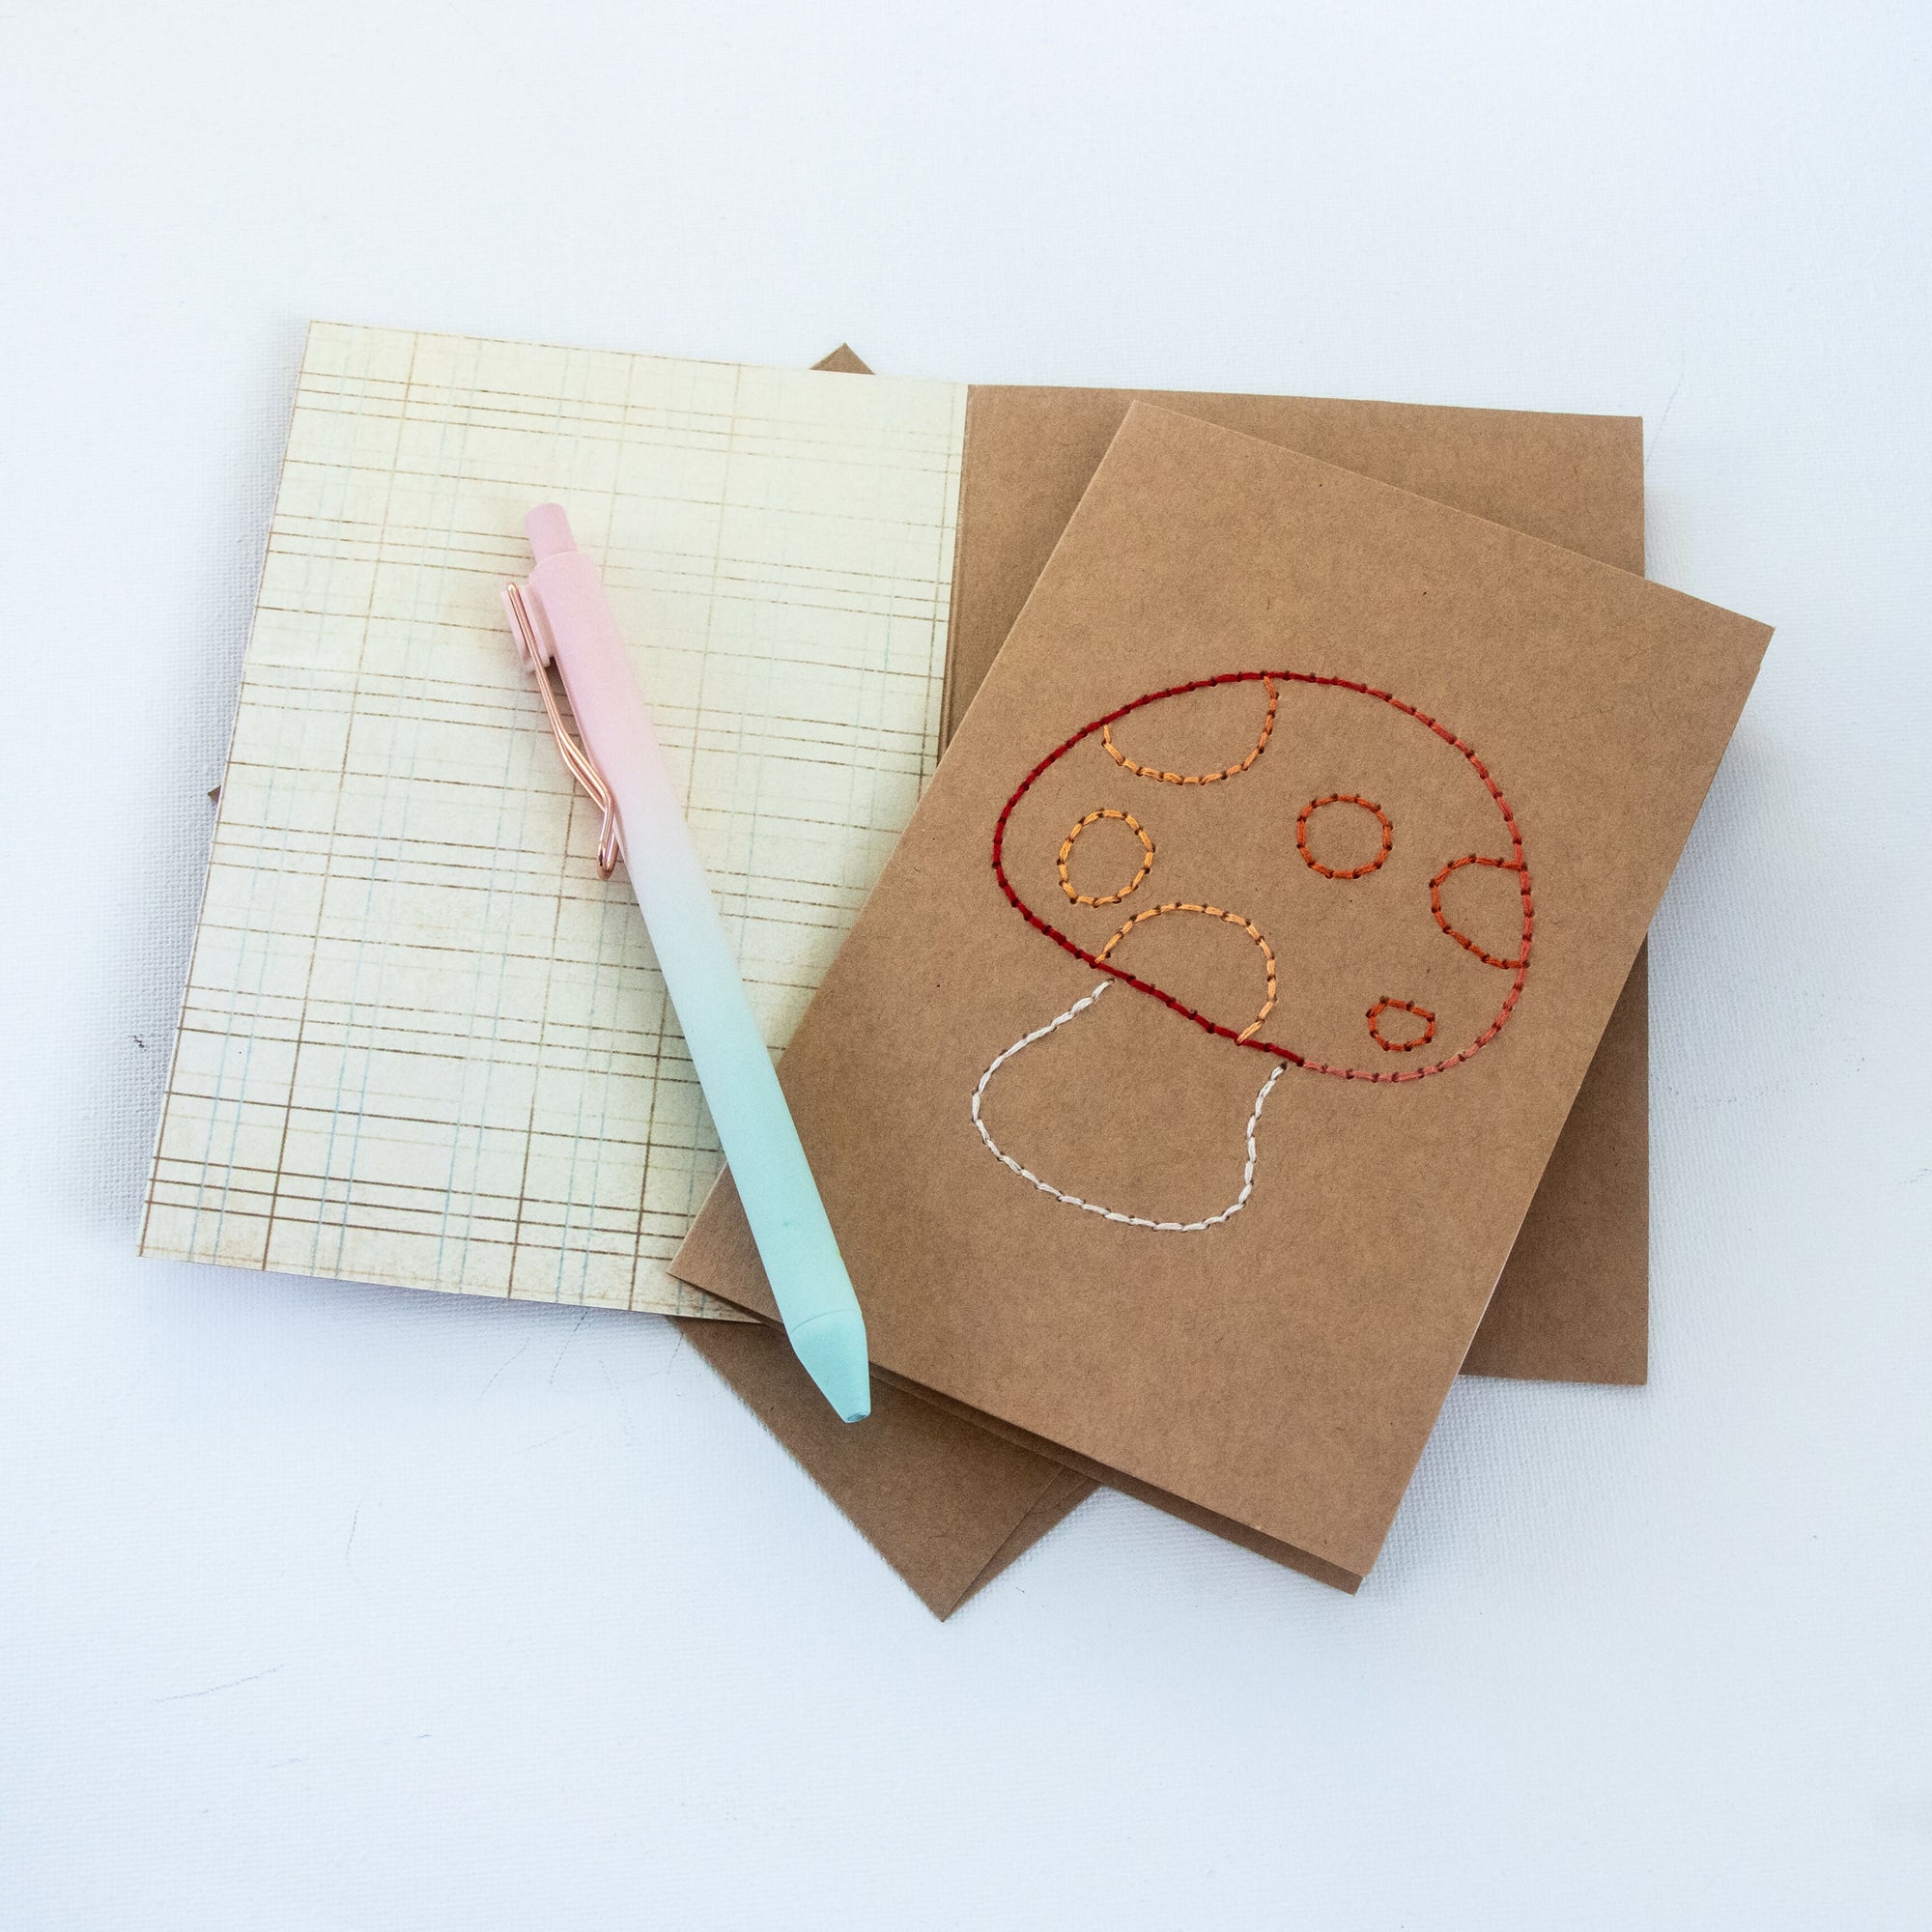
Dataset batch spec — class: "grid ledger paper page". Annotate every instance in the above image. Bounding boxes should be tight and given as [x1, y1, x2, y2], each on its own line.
[143, 323, 967, 1316]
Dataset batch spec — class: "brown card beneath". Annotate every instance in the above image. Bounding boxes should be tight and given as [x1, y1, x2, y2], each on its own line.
[675, 353, 1650, 1612]
[676, 1316, 1092, 1615]
[674, 403, 1768, 1581]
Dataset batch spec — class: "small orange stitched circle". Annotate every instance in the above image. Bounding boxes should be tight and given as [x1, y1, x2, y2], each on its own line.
[1295, 793, 1392, 879]
[1097, 901, 1278, 1041]
[1057, 809, 1154, 907]
[1430, 854, 1532, 969]
[1367, 997, 1436, 1053]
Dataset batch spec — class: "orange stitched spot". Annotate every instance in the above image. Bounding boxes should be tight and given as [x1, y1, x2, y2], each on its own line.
[1295, 792, 1392, 879]
[1057, 808, 1154, 907]
[1367, 997, 1436, 1053]
[1430, 854, 1533, 969]
[1103, 676, 1278, 785]
[1096, 901, 1277, 1040]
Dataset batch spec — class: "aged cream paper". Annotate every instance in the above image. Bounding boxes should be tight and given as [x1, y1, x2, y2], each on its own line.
[143, 323, 966, 1314]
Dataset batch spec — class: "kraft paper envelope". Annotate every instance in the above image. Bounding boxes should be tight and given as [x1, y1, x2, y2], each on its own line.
[674, 404, 1769, 1584]
[674, 355, 1649, 1612]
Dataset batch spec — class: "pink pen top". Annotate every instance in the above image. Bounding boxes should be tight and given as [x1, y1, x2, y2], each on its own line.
[519, 507, 657, 813]
[525, 502, 577, 563]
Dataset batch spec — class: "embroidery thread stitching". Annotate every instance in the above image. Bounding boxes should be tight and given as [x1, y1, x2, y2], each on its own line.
[969, 981, 1287, 1232]
[1058, 808, 1154, 907]
[1430, 854, 1533, 969]
[1102, 675, 1278, 784]
[1095, 900, 1277, 1042]
[1296, 791, 1392, 879]
[1367, 996, 1436, 1052]
[990, 670, 1535, 1084]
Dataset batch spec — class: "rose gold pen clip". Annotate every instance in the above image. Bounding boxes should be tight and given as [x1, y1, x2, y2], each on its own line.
[501, 581, 621, 879]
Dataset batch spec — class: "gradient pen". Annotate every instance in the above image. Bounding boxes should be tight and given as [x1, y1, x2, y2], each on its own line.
[502, 505, 871, 1422]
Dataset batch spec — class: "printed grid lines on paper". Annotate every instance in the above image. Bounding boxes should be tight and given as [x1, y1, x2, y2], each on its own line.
[141, 323, 966, 1316]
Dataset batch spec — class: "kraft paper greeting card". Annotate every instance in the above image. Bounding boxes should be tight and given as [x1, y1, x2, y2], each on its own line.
[672, 404, 1769, 1579]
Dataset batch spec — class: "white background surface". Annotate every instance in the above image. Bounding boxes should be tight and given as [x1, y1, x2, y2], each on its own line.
[4, 3, 1928, 1925]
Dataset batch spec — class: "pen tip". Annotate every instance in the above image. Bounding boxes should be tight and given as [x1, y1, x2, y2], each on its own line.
[789, 1306, 872, 1425]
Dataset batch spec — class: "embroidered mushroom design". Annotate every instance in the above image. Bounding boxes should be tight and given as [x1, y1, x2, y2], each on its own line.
[970, 670, 1535, 1231]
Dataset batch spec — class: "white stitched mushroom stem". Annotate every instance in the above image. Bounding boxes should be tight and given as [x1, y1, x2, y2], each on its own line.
[968, 981, 1286, 1233]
